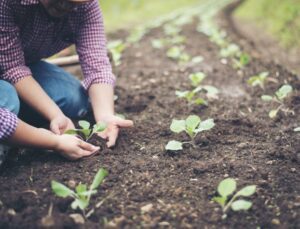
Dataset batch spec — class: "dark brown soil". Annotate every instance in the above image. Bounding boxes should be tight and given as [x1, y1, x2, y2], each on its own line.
[0, 6, 299, 229]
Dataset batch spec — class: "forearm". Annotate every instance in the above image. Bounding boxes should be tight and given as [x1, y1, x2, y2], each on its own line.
[15, 76, 63, 121]
[6, 119, 58, 150]
[88, 83, 114, 122]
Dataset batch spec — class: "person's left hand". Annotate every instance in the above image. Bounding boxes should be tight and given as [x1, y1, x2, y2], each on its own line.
[97, 115, 134, 147]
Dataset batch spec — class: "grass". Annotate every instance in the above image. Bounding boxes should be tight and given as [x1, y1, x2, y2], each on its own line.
[234, 0, 300, 48]
[100, 0, 203, 32]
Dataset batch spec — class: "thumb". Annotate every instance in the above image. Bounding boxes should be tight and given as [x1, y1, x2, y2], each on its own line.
[116, 119, 134, 128]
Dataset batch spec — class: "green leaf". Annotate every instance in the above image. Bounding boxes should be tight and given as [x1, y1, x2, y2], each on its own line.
[189, 72, 206, 87]
[220, 44, 240, 58]
[194, 98, 208, 105]
[167, 46, 182, 59]
[170, 119, 186, 133]
[78, 129, 92, 139]
[65, 129, 78, 135]
[236, 185, 256, 197]
[185, 115, 201, 133]
[261, 95, 273, 102]
[78, 120, 90, 130]
[71, 198, 89, 210]
[165, 140, 183, 151]
[51, 181, 75, 198]
[212, 196, 227, 207]
[90, 168, 108, 190]
[294, 127, 300, 132]
[176, 90, 189, 98]
[196, 119, 215, 132]
[116, 113, 126, 120]
[269, 109, 278, 119]
[151, 39, 165, 49]
[231, 200, 253, 211]
[76, 183, 87, 195]
[93, 122, 107, 133]
[202, 85, 219, 96]
[275, 84, 293, 101]
[218, 178, 237, 198]
[191, 56, 204, 64]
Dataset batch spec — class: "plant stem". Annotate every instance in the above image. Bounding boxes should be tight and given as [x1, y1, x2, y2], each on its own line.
[223, 193, 238, 213]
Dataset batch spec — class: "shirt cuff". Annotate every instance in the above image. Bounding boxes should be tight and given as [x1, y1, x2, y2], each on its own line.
[0, 108, 18, 140]
[82, 73, 116, 90]
[2, 65, 32, 85]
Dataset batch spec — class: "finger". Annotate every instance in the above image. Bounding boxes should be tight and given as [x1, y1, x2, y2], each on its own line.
[50, 123, 61, 135]
[77, 149, 95, 157]
[79, 140, 100, 152]
[116, 119, 134, 128]
[107, 128, 119, 148]
[68, 119, 76, 129]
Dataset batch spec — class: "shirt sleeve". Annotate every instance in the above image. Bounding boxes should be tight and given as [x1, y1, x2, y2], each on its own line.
[74, 0, 116, 90]
[0, 1, 32, 84]
[0, 108, 18, 140]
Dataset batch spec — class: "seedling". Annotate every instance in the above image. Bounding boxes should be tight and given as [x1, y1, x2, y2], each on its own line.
[261, 84, 294, 118]
[51, 168, 108, 215]
[107, 40, 126, 66]
[220, 44, 240, 58]
[65, 120, 106, 141]
[167, 46, 191, 63]
[165, 115, 215, 150]
[151, 36, 186, 49]
[176, 88, 208, 106]
[213, 178, 256, 219]
[163, 23, 181, 36]
[189, 72, 206, 87]
[247, 72, 269, 89]
[127, 26, 148, 43]
[233, 53, 251, 69]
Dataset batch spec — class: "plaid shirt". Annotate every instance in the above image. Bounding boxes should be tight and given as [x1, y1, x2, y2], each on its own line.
[0, 0, 115, 140]
[0, 108, 18, 140]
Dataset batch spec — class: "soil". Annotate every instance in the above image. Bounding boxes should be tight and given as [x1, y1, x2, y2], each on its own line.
[0, 3, 299, 229]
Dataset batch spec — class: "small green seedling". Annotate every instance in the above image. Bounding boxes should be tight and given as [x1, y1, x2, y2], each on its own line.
[126, 26, 148, 43]
[51, 168, 108, 214]
[176, 88, 208, 106]
[261, 84, 293, 118]
[108, 40, 127, 66]
[163, 23, 182, 36]
[220, 44, 240, 58]
[189, 72, 206, 87]
[213, 178, 256, 219]
[165, 115, 215, 150]
[233, 53, 251, 69]
[167, 46, 191, 63]
[247, 72, 269, 89]
[65, 120, 106, 141]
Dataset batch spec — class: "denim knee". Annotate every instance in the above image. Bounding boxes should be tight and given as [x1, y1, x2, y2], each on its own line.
[0, 80, 20, 115]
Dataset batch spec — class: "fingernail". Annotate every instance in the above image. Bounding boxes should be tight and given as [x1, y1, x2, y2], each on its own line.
[94, 146, 100, 150]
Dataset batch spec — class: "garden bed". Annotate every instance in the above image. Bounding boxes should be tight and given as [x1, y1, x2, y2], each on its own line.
[0, 3, 299, 228]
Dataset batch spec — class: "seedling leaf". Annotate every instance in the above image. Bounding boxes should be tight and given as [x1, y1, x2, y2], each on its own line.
[218, 178, 236, 198]
[71, 198, 89, 210]
[170, 120, 186, 133]
[261, 95, 273, 102]
[65, 129, 78, 135]
[76, 183, 87, 194]
[196, 119, 215, 133]
[194, 98, 207, 105]
[269, 109, 278, 119]
[294, 127, 300, 132]
[79, 120, 90, 130]
[185, 115, 201, 132]
[275, 85, 293, 101]
[202, 85, 219, 96]
[90, 168, 108, 190]
[191, 56, 204, 64]
[213, 196, 226, 207]
[51, 181, 75, 198]
[189, 72, 206, 87]
[231, 200, 252, 211]
[93, 123, 106, 133]
[236, 185, 256, 197]
[165, 140, 183, 151]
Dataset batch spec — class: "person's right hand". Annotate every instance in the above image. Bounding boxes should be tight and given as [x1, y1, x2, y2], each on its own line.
[54, 134, 100, 160]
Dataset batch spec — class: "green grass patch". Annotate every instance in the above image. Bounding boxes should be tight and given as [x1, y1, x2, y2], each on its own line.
[234, 0, 300, 48]
[100, 0, 203, 32]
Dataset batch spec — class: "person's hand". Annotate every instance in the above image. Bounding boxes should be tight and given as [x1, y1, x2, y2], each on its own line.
[50, 114, 75, 135]
[97, 115, 134, 147]
[54, 134, 100, 160]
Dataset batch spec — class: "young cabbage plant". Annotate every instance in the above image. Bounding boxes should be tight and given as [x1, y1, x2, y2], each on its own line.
[213, 178, 256, 219]
[189, 72, 206, 87]
[247, 72, 269, 89]
[176, 88, 208, 106]
[51, 168, 108, 215]
[233, 53, 251, 69]
[165, 115, 215, 150]
[65, 120, 106, 141]
[220, 44, 240, 58]
[261, 84, 293, 118]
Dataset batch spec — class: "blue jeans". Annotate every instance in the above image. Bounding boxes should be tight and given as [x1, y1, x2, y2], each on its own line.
[0, 61, 90, 126]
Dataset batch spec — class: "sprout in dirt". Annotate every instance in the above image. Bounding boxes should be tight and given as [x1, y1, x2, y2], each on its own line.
[108, 40, 126, 66]
[65, 120, 106, 141]
[247, 72, 269, 89]
[127, 26, 148, 43]
[165, 115, 215, 151]
[167, 46, 191, 63]
[233, 53, 251, 69]
[261, 84, 294, 118]
[213, 178, 256, 219]
[51, 168, 108, 215]
[220, 44, 240, 58]
[189, 72, 206, 87]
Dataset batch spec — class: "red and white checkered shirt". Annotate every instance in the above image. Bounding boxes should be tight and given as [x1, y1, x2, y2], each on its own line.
[0, 0, 115, 140]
